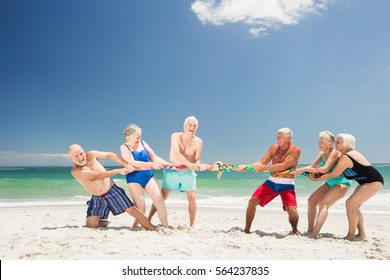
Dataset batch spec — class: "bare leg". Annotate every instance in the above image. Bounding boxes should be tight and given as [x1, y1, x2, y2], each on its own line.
[186, 191, 196, 228]
[85, 216, 102, 228]
[127, 183, 146, 227]
[98, 220, 110, 227]
[145, 178, 168, 228]
[126, 206, 155, 231]
[345, 199, 359, 241]
[148, 188, 171, 222]
[311, 184, 348, 238]
[307, 183, 329, 234]
[355, 210, 366, 240]
[345, 182, 382, 241]
[286, 206, 301, 235]
[245, 198, 259, 233]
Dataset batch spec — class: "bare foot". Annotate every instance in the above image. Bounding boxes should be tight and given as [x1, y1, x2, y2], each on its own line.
[344, 235, 366, 242]
[292, 229, 302, 236]
[345, 234, 366, 242]
[98, 220, 110, 227]
[355, 234, 366, 240]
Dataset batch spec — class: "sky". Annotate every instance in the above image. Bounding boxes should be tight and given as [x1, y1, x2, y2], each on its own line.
[0, 0, 389, 166]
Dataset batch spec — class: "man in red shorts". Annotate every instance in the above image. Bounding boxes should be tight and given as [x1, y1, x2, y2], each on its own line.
[237, 128, 301, 235]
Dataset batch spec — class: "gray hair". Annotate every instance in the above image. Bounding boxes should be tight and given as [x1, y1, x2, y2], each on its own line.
[319, 131, 335, 145]
[123, 124, 142, 141]
[184, 116, 198, 126]
[337, 133, 356, 149]
[278, 127, 293, 140]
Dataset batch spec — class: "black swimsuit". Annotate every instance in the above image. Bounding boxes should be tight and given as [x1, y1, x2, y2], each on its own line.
[343, 154, 384, 185]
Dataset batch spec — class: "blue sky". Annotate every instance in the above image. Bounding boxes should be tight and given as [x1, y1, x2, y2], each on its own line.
[0, 0, 389, 166]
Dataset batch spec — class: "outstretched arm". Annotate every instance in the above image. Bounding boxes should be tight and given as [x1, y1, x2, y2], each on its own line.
[312, 155, 351, 181]
[120, 144, 161, 169]
[91, 150, 134, 172]
[255, 146, 300, 173]
[72, 167, 128, 182]
[293, 152, 322, 175]
[303, 150, 341, 174]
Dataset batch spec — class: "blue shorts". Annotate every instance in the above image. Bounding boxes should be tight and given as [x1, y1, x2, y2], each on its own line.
[86, 184, 134, 219]
[162, 169, 197, 192]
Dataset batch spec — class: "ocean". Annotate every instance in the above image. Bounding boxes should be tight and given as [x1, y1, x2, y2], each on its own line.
[0, 165, 389, 214]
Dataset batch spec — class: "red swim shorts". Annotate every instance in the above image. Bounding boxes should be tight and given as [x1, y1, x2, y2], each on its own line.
[252, 177, 297, 211]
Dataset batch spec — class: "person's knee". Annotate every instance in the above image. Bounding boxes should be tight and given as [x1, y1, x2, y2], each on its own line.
[319, 200, 330, 209]
[127, 206, 139, 217]
[345, 198, 359, 212]
[308, 196, 318, 207]
[247, 198, 258, 209]
[187, 192, 196, 202]
[138, 204, 146, 213]
[85, 220, 99, 228]
[153, 196, 165, 208]
[286, 206, 298, 216]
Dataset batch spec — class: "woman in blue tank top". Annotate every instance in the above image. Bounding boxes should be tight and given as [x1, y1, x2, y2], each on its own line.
[311, 133, 383, 241]
[120, 124, 170, 228]
[293, 131, 351, 238]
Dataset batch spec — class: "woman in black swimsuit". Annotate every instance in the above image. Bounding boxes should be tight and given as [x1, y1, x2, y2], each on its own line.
[312, 133, 383, 241]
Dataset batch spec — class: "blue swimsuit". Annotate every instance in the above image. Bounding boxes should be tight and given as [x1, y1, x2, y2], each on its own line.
[125, 142, 153, 188]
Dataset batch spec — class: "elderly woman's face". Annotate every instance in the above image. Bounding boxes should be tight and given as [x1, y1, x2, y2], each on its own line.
[129, 133, 141, 146]
[318, 137, 332, 152]
[335, 136, 347, 153]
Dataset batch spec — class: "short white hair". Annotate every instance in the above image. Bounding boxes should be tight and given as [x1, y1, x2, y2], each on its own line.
[337, 133, 356, 149]
[278, 127, 293, 140]
[123, 124, 142, 141]
[319, 131, 335, 145]
[184, 116, 198, 126]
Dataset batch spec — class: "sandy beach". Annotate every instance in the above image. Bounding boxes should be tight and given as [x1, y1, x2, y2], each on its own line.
[1, 204, 389, 260]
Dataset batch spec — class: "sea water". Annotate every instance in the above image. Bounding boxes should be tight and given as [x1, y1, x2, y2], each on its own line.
[0, 165, 389, 214]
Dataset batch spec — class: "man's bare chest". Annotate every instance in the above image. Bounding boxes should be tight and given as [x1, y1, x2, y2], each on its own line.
[273, 150, 289, 164]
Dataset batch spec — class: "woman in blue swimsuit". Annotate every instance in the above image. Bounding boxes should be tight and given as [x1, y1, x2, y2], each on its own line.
[312, 133, 383, 241]
[294, 131, 351, 238]
[120, 124, 170, 228]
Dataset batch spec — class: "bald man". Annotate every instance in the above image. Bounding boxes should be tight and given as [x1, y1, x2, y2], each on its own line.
[68, 144, 155, 230]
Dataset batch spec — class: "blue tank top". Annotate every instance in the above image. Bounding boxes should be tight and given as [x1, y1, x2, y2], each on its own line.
[128, 141, 150, 162]
[125, 141, 153, 187]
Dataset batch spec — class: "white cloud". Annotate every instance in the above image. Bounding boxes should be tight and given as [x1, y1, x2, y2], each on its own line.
[191, 0, 330, 37]
[0, 151, 71, 166]
[249, 27, 268, 37]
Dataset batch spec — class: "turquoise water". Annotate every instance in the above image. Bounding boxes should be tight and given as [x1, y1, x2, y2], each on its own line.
[0, 165, 389, 213]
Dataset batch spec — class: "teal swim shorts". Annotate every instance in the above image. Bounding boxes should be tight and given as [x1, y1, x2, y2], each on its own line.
[162, 169, 197, 192]
[326, 174, 352, 188]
